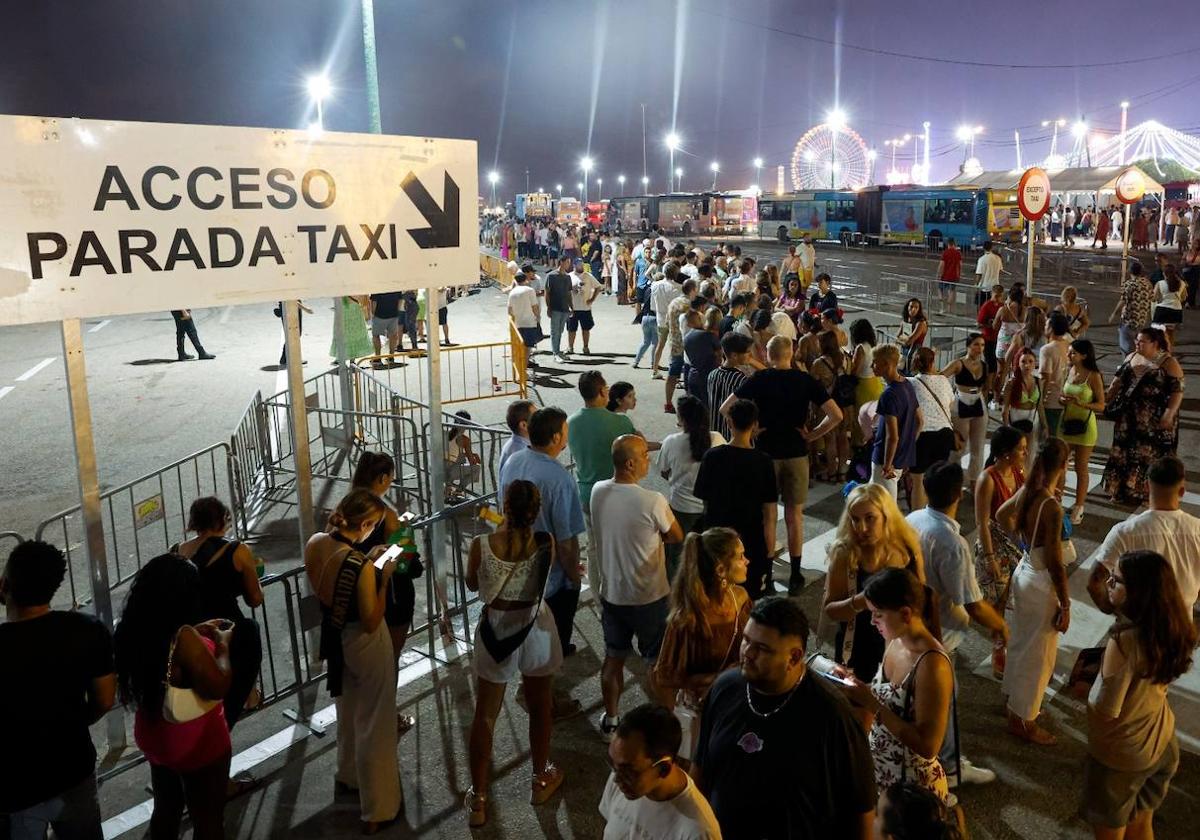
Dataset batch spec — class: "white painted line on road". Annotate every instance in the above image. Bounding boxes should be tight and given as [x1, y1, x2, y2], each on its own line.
[88, 319, 112, 333]
[101, 649, 441, 839]
[0, 386, 13, 402]
[15, 357, 56, 381]
[220, 305, 233, 324]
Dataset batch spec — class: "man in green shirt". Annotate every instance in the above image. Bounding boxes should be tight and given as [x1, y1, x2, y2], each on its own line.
[568, 370, 636, 601]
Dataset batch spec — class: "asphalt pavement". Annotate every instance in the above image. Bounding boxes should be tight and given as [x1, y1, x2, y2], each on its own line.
[3, 239, 1199, 838]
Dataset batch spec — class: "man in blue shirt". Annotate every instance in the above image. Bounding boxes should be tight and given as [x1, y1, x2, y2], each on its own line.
[498, 399, 535, 476]
[870, 345, 921, 499]
[499, 407, 586, 658]
[906, 461, 1005, 789]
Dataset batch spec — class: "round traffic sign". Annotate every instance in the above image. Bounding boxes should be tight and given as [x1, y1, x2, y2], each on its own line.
[1017, 167, 1052, 221]
[1115, 167, 1146, 204]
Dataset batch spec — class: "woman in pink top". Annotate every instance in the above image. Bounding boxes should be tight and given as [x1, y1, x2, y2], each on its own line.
[115, 554, 232, 840]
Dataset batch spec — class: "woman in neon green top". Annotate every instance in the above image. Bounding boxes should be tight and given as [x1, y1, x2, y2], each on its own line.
[1059, 339, 1106, 525]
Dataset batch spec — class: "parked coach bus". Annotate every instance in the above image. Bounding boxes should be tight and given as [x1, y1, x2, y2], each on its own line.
[864, 186, 1022, 248]
[653, 192, 758, 236]
[552, 197, 583, 225]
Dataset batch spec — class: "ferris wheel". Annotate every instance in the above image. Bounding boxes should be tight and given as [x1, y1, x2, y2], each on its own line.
[791, 122, 871, 190]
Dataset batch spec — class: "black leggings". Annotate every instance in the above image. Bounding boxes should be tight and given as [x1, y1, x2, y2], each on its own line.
[225, 617, 262, 728]
[149, 753, 231, 840]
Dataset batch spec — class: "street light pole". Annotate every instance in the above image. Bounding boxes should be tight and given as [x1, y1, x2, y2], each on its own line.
[710, 162, 719, 191]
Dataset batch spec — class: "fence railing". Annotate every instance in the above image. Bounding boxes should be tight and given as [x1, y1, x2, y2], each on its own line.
[351, 338, 526, 408]
[34, 443, 241, 611]
[0, 530, 24, 554]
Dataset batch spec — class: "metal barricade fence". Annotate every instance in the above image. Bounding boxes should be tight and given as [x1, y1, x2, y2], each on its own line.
[351, 340, 526, 407]
[34, 443, 242, 610]
[0, 530, 25, 554]
[229, 390, 274, 534]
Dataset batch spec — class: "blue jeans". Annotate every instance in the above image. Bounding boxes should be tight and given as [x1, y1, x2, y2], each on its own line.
[550, 310, 569, 356]
[635, 315, 658, 366]
[6, 774, 103, 840]
[1117, 322, 1138, 356]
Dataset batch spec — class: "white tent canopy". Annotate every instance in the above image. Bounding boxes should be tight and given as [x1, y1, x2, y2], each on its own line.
[946, 164, 1165, 196]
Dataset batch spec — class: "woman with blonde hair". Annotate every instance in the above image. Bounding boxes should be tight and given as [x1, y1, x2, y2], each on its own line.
[654, 527, 751, 758]
[823, 483, 925, 682]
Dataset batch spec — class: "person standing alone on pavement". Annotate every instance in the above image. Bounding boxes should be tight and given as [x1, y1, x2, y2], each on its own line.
[171, 309, 215, 361]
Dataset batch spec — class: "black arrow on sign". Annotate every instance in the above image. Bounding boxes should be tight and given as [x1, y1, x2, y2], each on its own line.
[401, 171, 460, 249]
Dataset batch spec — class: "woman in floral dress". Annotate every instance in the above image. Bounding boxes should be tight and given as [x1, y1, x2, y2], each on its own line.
[1102, 327, 1184, 506]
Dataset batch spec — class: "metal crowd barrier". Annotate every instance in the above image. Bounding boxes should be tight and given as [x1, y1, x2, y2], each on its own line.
[479, 253, 515, 286]
[351, 338, 526, 407]
[34, 443, 242, 610]
[0, 530, 25, 554]
[229, 391, 274, 534]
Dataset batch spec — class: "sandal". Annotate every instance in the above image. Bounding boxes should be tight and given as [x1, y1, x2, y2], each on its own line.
[530, 762, 564, 805]
[1007, 715, 1057, 746]
[226, 771, 259, 800]
[464, 787, 488, 828]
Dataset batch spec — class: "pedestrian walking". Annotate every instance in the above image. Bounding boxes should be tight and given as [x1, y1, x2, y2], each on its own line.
[171, 309, 215, 361]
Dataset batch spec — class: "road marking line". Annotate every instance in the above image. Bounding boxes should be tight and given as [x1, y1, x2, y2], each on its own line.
[88, 319, 112, 333]
[220, 305, 233, 324]
[0, 386, 13, 402]
[15, 357, 56, 381]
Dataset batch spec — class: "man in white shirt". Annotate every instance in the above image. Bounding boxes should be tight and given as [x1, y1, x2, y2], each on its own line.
[567, 264, 602, 354]
[507, 268, 542, 358]
[1087, 456, 1200, 617]
[906, 461, 1005, 787]
[974, 241, 1003, 305]
[591, 435, 683, 738]
[798, 236, 816, 291]
[650, 264, 684, 378]
[599, 703, 722, 840]
[1039, 312, 1071, 437]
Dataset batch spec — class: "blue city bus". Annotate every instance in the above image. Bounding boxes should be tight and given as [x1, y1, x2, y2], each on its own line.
[862, 186, 1022, 248]
[757, 191, 859, 242]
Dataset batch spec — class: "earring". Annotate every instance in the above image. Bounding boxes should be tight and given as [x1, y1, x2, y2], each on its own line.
[719, 574, 728, 589]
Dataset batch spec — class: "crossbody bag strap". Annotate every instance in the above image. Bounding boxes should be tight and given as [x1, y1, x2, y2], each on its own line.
[916, 376, 955, 426]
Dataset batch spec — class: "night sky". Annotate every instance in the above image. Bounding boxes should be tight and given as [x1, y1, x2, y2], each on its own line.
[2, 0, 1194, 195]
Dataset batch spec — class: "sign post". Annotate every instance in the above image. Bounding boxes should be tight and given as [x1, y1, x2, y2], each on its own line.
[1017, 167, 1052, 297]
[0, 114, 477, 687]
[1114, 167, 1146, 287]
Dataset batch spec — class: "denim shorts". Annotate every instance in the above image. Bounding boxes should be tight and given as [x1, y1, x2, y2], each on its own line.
[600, 597, 668, 661]
[668, 353, 685, 377]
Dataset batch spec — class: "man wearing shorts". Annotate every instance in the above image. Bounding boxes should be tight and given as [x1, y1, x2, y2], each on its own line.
[590, 435, 683, 741]
[724, 336, 842, 594]
[567, 261, 601, 354]
[937, 237, 962, 309]
[369, 291, 403, 358]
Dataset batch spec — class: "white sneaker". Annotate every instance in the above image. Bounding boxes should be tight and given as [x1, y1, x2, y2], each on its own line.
[949, 758, 997, 788]
[552, 355, 564, 364]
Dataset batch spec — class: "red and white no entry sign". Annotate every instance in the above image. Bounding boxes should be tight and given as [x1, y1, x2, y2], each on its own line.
[1017, 167, 1051, 221]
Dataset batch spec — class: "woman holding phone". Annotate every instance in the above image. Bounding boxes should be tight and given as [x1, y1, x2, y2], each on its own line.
[114, 554, 234, 840]
[304, 490, 403, 834]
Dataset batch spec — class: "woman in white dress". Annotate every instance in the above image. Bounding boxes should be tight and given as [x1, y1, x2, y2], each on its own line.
[463, 480, 563, 827]
[995, 438, 1072, 746]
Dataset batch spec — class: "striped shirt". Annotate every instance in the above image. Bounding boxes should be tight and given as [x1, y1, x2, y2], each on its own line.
[708, 366, 748, 440]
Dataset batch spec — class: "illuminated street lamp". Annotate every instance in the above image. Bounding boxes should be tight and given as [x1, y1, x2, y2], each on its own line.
[487, 170, 499, 205]
[710, 161, 720, 190]
[306, 73, 332, 129]
[597, 177, 603, 200]
[555, 182, 563, 199]
[674, 166, 683, 191]
[641, 175, 650, 191]
[956, 124, 983, 160]
[753, 156, 764, 186]
[665, 132, 680, 192]
[580, 156, 594, 204]
[618, 174, 626, 195]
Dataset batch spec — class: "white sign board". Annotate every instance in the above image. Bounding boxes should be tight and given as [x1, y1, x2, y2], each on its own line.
[0, 115, 478, 327]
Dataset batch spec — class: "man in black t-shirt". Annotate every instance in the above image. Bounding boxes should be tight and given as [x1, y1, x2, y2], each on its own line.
[544, 256, 575, 362]
[369, 291, 404, 357]
[0, 541, 115, 838]
[724, 336, 843, 595]
[693, 399, 778, 599]
[694, 597, 876, 840]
